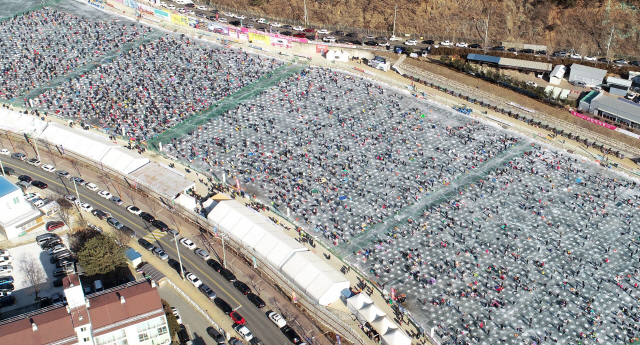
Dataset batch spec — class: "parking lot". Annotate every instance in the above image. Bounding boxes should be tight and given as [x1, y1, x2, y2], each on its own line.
[1, 236, 68, 314]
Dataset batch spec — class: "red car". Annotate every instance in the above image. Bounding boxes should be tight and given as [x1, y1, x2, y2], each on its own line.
[230, 311, 245, 325]
[46, 221, 64, 231]
[293, 33, 306, 38]
[303, 28, 315, 33]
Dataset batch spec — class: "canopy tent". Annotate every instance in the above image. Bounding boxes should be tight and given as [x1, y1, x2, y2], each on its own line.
[99, 146, 149, 174]
[346, 293, 373, 314]
[174, 193, 197, 210]
[380, 328, 412, 345]
[0, 108, 48, 136]
[356, 303, 386, 324]
[39, 123, 117, 161]
[280, 251, 350, 306]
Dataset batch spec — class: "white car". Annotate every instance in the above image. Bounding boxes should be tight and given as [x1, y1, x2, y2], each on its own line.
[160, 1, 167, 7]
[194, 249, 210, 261]
[405, 39, 417, 46]
[41, 164, 56, 173]
[127, 205, 142, 215]
[234, 325, 253, 341]
[26, 158, 41, 166]
[317, 29, 329, 34]
[584, 56, 597, 61]
[270, 22, 282, 27]
[85, 183, 99, 191]
[378, 41, 390, 47]
[185, 272, 202, 287]
[268, 311, 287, 328]
[440, 40, 453, 46]
[0, 256, 13, 265]
[389, 35, 403, 41]
[56, 170, 71, 179]
[167, 4, 175, 9]
[225, 12, 235, 17]
[455, 42, 468, 48]
[177, 8, 185, 13]
[257, 18, 267, 24]
[25, 193, 41, 201]
[236, 15, 246, 20]
[0, 250, 9, 256]
[171, 307, 183, 324]
[80, 203, 93, 212]
[0, 265, 12, 274]
[0, 149, 9, 155]
[64, 195, 77, 203]
[526, 81, 538, 88]
[292, 25, 303, 31]
[180, 238, 197, 250]
[97, 190, 112, 199]
[365, 35, 376, 40]
[217, 18, 227, 23]
[570, 53, 582, 59]
[196, 5, 208, 10]
[322, 36, 336, 43]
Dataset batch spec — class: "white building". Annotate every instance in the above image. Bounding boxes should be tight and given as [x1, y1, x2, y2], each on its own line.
[549, 65, 566, 85]
[0, 176, 44, 240]
[0, 276, 169, 345]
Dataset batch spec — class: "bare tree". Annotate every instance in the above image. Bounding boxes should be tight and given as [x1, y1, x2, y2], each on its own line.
[98, 173, 112, 192]
[19, 256, 47, 300]
[55, 197, 74, 229]
[76, 213, 89, 231]
[246, 273, 264, 294]
[16, 140, 26, 154]
[142, 195, 161, 216]
[110, 228, 132, 247]
[70, 160, 83, 177]
[123, 186, 138, 205]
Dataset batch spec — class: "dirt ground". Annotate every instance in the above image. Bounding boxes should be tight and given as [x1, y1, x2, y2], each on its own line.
[377, 51, 640, 150]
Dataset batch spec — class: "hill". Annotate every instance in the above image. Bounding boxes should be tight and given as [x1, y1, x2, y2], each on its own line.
[210, 0, 640, 58]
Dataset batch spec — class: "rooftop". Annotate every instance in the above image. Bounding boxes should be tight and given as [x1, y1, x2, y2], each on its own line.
[607, 76, 633, 88]
[467, 54, 552, 72]
[129, 162, 196, 198]
[569, 64, 607, 80]
[591, 94, 640, 124]
[0, 176, 19, 198]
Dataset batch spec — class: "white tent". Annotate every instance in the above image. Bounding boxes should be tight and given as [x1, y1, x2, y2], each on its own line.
[0, 109, 48, 135]
[371, 316, 398, 336]
[280, 251, 350, 306]
[355, 302, 386, 323]
[174, 193, 197, 210]
[326, 49, 349, 62]
[346, 293, 373, 314]
[381, 328, 412, 345]
[38, 123, 117, 161]
[99, 146, 149, 174]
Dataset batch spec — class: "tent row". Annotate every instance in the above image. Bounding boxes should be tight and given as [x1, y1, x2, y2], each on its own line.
[207, 200, 350, 305]
[0, 109, 149, 174]
[346, 294, 412, 345]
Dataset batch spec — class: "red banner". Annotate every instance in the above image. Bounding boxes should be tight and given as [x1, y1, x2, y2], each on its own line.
[316, 44, 328, 54]
[571, 111, 617, 130]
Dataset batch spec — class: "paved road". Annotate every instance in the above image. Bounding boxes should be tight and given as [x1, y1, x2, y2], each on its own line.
[1, 156, 292, 345]
[158, 285, 211, 345]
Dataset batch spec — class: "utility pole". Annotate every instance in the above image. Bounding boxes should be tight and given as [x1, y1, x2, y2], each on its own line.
[392, 5, 397, 38]
[484, 10, 490, 51]
[605, 25, 614, 66]
[173, 233, 185, 280]
[303, 0, 308, 27]
[73, 179, 84, 219]
[222, 234, 227, 269]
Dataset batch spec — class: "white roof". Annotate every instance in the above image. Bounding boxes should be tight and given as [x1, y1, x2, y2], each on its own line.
[381, 328, 412, 345]
[129, 162, 196, 198]
[0, 109, 48, 135]
[174, 193, 197, 210]
[39, 123, 116, 161]
[550, 65, 566, 78]
[371, 316, 398, 335]
[281, 251, 349, 305]
[99, 146, 149, 174]
[357, 303, 385, 322]
[607, 76, 632, 87]
[346, 293, 373, 314]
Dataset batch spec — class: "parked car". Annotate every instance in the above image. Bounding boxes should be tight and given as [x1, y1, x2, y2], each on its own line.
[553, 51, 568, 57]
[107, 218, 124, 230]
[0, 149, 9, 155]
[281, 326, 301, 344]
[126, 205, 142, 215]
[230, 310, 246, 325]
[138, 238, 155, 251]
[214, 297, 233, 314]
[0, 257, 12, 265]
[268, 311, 287, 328]
[11, 153, 26, 160]
[56, 170, 71, 179]
[234, 325, 254, 341]
[233, 281, 251, 295]
[584, 56, 597, 61]
[247, 293, 265, 308]
[194, 249, 210, 261]
[0, 295, 16, 307]
[520, 48, 534, 53]
[0, 276, 13, 286]
[152, 247, 169, 260]
[97, 190, 112, 199]
[177, 325, 191, 344]
[92, 209, 110, 220]
[41, 164, 56, 172]
[0, 283, 14, 292]
[492, 45, 506, 51]
[440, 40, 453, 46]
[71, 177, 86, 185]
[171, 307, 183, 324]
[404, 39, 417, 46]
[180, 238, 197, 250]
[168, 258, 187, 276]
[110, 196, 123, 205]
[570, 53, 582, 59]
[37, 233, 59, 246]
[119, 226, 136, 238]
[46, 221, 65, 231]
[455, 42, 468, 48]
[207, 259, 224, 272]
[469, 44, 482, 49]
[185, 272, 202, 287]
[220, 268, 236, 282]
[152, 220, 168, 231]
[80, 203, 93, 212]
[199, 284, 217, 300]
[207, 327, 227, 344]
[48, 245, 67, 255]
[140, 212, 155, 223]
[42, 239, 63, 251]
[85, 183, 98, 191]
[31, 181, 48, 189]
[18, 175, 33, 183]
[1, 167, 15, 176]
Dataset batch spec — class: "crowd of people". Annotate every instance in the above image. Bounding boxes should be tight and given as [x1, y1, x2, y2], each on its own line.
[0, 8, 147, 99]
[4, 6, 640, 344]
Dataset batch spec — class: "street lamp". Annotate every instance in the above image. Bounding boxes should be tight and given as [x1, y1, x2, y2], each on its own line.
[72, 178, 84, 219]
[172, 232, 186, 280]
[221, 232, 227, 269]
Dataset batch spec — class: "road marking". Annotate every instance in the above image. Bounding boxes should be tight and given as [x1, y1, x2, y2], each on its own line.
[3, 160, 243, 307]
[143, 229, 166, 242]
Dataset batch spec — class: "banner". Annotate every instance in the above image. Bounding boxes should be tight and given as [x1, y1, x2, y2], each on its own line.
[241, 28, 307, 43]
[137, 2, 154, 14]
[615, 128, 640, 139]
[271, 37, 292, 49]
[154, 8, 170, 21]
[227, 27, 238, 39]
[248, 32, 270, 45]
[124, 0, 137, 9]
[170, 13, 189, 26]
[571, 110, 617, 130]
[238, 32, 248, 41]
[316, 44, 328, 54]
